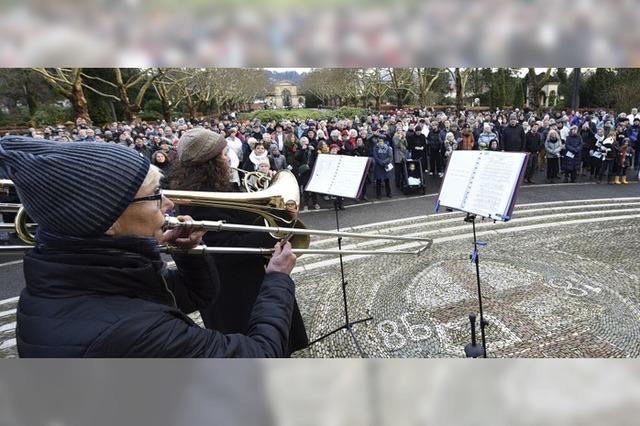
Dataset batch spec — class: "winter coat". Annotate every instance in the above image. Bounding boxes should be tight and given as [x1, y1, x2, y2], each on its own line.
[628, 125, 640, 147]
[269, 153, 288, 171]
[178, 205, 309, 356]
[17, 234, 296, 358]
[294, 147, 316, 186]
[459, 133, 475, 150]
[501, 124, 526, 152]
[393, 134, 408, 163]
[134, 144, 154, 161]
[580, 129, 596, 158]
[226, 137, 244, 162]
[525, 131, 543, 153]
[477, 132, 496, 150]
[563, 134, 583, 171]
[545, 137, 563, 159]
[426, 129, 441, 151]
[372, 142, 393, 180]
[443, 138, 458, 159]
[285, 147, 301, 176]
[599, 137, 615, 160]
[407, 132, 427, 160]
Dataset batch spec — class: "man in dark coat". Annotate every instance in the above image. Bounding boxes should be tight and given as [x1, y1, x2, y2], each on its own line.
[1, 136, 298, 358]
[501, 114, 526, 152]
[407, 125, 428, 173]
[427, 122, 443, 176]
[524, 123, 543, 183]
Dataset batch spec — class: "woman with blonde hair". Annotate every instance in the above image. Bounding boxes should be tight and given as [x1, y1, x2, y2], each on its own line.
[545, 129, 563, 183]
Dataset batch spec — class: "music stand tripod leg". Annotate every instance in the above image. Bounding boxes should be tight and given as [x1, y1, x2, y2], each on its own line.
[308, 198, 373, 357]
[465, 213, 488, 358]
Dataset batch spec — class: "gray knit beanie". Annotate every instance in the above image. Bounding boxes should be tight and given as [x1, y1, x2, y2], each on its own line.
[177, 128, 226, 165]
[0, 136, 150, 237]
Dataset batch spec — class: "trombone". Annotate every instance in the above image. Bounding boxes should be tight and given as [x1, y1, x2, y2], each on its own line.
[0, 172, 433, 256]
[230, 167, 271, 192]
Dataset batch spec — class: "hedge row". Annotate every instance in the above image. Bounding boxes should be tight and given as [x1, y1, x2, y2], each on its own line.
[238, 107, 369, 123]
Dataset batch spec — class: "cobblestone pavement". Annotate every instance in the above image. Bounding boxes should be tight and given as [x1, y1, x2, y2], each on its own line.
[292, 198, 640, 358]
[1, 197, 639, 358]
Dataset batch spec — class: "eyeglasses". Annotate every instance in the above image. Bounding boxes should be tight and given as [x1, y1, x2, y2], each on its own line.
[131, 189, 163, 209]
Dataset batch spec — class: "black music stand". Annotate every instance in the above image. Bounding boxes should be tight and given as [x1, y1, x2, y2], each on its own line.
[463, 213, 488, 358]
[435, 151, 529, 358]
[308, 198, 373, 357]
[304, 154, 373, 357]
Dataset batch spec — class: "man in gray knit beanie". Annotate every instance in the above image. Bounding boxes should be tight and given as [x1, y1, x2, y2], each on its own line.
[1, 134, 300, 359]
[0, 136, 150, 238]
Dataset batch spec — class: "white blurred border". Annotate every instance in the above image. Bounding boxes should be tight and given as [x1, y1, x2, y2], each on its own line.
[0, 0, 637, 67]
[0, 360, 638, 425]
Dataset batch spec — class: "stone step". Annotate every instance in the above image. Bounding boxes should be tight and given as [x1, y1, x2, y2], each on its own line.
[309, 198, 640, 246]
[293, 212, 640, 274]
[298, 206, 640, 267]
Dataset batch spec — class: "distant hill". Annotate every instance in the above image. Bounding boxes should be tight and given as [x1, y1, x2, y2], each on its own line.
[267, 70, 304, 85]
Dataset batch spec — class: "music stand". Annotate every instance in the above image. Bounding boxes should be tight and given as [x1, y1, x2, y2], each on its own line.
[305, 154, 373, 357]
[435, 151, 529, 358]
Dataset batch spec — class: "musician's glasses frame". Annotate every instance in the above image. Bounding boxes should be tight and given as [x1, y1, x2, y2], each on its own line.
[131, 189, 163, 209]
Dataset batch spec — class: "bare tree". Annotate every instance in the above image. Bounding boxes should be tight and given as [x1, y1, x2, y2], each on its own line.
[300, 69, 331, 106]
[447, 68, 473, 110]
[300, 69, 348, 107]
[80, 68, 159, 122]
[150, 69, 195, 121]
[387, 68, 414, 107]
[172, 68, 270, 117]
[363, 68, 390, 110]
[412, 68, 445, 107]
[32, 68, 90, 121]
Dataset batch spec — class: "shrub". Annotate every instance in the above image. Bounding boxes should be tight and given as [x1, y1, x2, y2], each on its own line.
[138, 110, 162, 121]
[240, 107, 368, 123]
[32, 105, 74, 126]
[88, 101, 114, 126]
[143, 99, 163, 113]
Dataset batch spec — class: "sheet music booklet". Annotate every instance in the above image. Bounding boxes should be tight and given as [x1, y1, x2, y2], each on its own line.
[435, 151, 528, 221]
[305, 154, 371, 199]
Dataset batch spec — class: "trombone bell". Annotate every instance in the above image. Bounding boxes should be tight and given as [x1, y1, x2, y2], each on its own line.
[164, 170, 310, 249]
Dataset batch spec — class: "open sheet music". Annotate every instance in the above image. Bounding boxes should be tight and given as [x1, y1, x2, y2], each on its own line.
[305, 154, 371, 199]
[436, 151, 528, 221]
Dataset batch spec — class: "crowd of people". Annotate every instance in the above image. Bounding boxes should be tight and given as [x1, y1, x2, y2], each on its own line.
[1, 105, 639, 358]
[2, 107, 639, 247]
[7, 106, 639, 208]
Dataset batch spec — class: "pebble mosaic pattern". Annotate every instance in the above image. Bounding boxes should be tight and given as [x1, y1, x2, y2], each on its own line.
[1, 198, 639, 358]
[293, 216, 640, 358]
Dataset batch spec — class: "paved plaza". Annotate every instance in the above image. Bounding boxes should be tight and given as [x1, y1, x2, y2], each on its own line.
[1, 183, 639, 358]
[292, 197, 640, 357]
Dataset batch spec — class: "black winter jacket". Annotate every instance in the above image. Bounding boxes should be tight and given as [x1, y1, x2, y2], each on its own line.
[525, 131, 543, 153]
[17, 235, 295, 358]
[177, 205, 309, 355]
[501, 124, 526, 152]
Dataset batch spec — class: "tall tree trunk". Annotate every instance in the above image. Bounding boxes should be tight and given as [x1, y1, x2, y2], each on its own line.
[186, 95, 197, 119]
[71, 74, 90, 123]
[454, 68, 464, 110]
[114, 70, 135, 122]
[571, 68, 581, 111]
[23, 82, 37, 117]
[160, 97, 171, 122]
